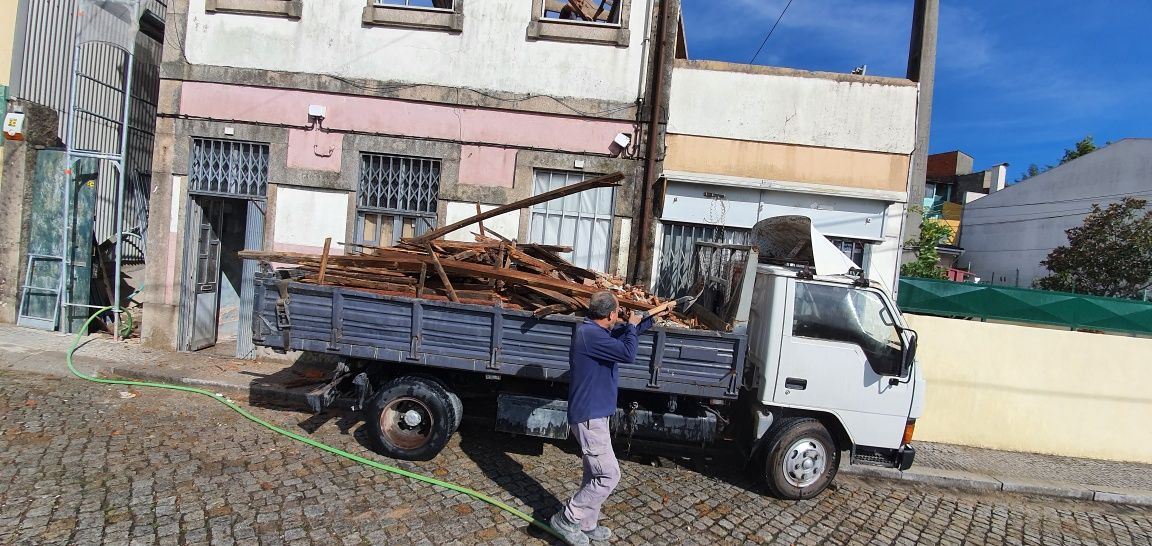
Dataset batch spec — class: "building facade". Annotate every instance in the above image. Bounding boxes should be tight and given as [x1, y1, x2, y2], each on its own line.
[959, 139, 1152, 288]
[651, 61, 922, 296]
[143, 0, 665, 354]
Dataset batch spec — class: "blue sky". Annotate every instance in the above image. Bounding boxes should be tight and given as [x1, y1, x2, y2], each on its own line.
[681, 0, 1152, 182]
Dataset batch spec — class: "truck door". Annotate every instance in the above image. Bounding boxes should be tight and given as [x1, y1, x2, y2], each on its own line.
[773, 280, 914, 449]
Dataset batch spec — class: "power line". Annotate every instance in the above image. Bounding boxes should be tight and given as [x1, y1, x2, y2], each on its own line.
[749, 0, 797, 64]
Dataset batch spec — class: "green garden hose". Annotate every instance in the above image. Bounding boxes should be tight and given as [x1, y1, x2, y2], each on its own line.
[67, 304, 562, 542]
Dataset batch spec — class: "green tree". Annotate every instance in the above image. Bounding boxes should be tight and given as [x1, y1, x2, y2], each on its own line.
[900, 214, 955, 280]
[1015, 135, 1103, 182]
[1058, 135, 1098, 165]
[1034, 197, 1152, 298]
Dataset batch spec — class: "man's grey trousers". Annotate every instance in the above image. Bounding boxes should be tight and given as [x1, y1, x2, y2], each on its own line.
[563, 417, 621, 531]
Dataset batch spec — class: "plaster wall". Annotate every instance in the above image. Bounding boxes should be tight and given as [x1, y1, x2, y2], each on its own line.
[442, 202, 519, 242]
[272, 186, 350, 253]
[664, 135, 910, 194]
[908, 314, 1152, 464]
[667, 62, 919, 154]
[958, 139, 1152, 287]
[0, 0, 16, 87]
[184, 0, 647, 104]
[179, 81, 635, 160]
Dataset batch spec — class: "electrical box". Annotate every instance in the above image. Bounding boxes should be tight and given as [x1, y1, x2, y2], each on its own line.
[3, 112, 26, 141]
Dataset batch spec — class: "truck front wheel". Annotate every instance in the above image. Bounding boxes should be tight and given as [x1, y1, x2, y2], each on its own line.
[366, 376, 457, 461]
[760, 417, 840, 500]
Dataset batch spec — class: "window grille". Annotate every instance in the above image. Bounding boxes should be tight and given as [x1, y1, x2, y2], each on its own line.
[356, 152, 441, 247]
[189, 138, 269, 198]
[654, 222, 751, 298]
[828, 238, 868, 267]
[528, 170, 615, 273]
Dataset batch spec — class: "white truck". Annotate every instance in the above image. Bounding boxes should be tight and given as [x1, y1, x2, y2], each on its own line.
[253, 216, 924, 499]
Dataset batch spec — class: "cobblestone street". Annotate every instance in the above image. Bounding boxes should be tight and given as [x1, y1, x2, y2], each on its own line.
[1, 370, 1149, 545]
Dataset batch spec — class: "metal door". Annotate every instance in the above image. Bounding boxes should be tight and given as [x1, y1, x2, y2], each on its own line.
[188, 197, 224, 351]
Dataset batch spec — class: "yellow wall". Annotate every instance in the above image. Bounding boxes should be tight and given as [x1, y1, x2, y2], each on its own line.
[664, 133, 909, 193]
[907, 314, 1152, 464]
[0, 0, 17, 86]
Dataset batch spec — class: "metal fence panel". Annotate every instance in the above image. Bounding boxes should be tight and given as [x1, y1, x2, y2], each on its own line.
[897, 278, 1152, 335]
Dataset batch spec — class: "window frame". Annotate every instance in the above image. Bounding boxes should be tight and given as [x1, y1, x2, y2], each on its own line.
[362, 0, 464, 32]
[528, 169, 616, 273]
[526, 0, 631, 47]
[204, 0, 302, 19]
[354, 152, 442, 248]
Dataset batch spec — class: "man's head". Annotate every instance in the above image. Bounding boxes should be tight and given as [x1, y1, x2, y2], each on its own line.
[587, 290, 619, 325]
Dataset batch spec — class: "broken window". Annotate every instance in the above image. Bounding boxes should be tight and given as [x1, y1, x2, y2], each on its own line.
[356, 153, 441, 248]
[528, 169, 615, 273]
[375, 0, 454, 9]
[540, 0, 621, 25]
[828, 238, 868, 268]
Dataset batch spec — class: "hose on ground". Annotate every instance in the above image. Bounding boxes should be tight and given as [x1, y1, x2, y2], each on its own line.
[66, 304, 563, 542]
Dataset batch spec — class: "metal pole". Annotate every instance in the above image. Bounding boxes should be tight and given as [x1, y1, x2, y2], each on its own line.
[61, 41, 82, 333]
[113, 51, 136, 340]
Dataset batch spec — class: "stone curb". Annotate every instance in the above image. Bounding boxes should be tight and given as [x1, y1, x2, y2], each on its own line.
[840, 464, 1152, 506]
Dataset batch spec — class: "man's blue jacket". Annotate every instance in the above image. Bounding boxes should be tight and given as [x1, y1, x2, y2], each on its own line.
[567, 316, 654, 425]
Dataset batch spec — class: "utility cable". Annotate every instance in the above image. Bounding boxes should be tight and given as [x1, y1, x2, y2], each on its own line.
[66, 303, 563, 543]
[749, 0, 797, 64]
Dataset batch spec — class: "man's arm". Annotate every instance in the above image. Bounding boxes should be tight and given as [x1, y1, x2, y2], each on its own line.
[578, 324, 640, 364]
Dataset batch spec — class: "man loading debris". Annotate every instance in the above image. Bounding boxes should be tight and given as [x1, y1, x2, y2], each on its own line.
[550, 290, 675, 545]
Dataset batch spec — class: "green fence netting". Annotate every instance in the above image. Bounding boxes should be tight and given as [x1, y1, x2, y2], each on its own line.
[897, 278, 1152, 335]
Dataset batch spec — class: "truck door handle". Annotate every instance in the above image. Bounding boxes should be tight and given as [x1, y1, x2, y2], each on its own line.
[785, 377, 807, 390]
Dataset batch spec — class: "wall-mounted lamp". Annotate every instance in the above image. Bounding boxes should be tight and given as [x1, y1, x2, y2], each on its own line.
[308, 104, 326, 129]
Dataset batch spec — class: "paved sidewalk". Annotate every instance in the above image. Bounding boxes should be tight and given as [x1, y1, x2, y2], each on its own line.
[3, 323, 1151, 507]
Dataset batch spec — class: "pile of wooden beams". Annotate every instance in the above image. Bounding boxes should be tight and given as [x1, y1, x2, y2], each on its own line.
[239, 172, 700, 328]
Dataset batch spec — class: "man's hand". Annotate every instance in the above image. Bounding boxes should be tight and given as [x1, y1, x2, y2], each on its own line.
[627, 309, 644, 326]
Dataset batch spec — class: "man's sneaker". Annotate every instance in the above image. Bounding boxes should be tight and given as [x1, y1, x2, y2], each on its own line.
[584, 526, 612, 542]
[549, 513, 591, 546]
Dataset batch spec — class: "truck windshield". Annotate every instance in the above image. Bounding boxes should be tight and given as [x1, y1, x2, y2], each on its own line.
[792, 282, 903, 375]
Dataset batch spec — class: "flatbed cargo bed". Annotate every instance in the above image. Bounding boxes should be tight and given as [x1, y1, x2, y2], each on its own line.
[252, 273, 746, 399]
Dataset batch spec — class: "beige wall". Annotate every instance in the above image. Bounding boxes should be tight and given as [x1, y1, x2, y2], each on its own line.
[664, 134, 910, 193]
[0, 0, 16, 86]
[907, 314, 1152, 464]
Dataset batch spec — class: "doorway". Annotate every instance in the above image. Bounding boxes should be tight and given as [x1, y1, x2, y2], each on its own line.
[181, 194, 265, 356]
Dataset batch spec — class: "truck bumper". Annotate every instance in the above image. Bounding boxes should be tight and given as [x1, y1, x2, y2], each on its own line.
[897, 444, 916, 471]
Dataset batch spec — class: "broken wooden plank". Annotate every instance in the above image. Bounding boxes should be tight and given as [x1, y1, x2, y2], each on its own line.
[533, 303, 572, 318]
[416, 263, 428, 297]
[317, 237, 333, 285]
[476, 202, 486, 239]
[407, 171, 623, 244]
[425, 243, 460, 303]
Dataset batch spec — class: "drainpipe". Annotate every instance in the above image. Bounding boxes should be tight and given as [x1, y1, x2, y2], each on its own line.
[631, 0, 673, 286]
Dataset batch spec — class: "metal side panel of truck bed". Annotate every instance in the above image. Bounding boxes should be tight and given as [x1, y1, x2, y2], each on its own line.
[252, 275, 746, 399]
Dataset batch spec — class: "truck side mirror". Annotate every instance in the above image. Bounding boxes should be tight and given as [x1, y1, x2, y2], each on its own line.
[901, 329, 918, 377]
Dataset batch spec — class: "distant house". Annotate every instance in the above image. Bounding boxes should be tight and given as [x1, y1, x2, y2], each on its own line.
[922, 151, 1007, 271]
[958, 139, 1152, 288]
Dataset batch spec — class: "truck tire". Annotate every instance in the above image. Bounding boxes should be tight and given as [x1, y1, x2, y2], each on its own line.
[447, 391, 463, 432]
[366, 376, 457, 461]
[760, 418, 840, 500]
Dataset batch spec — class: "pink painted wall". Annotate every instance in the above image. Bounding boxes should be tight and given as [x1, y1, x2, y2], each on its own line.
[180, 82, 633, 156]
[287, 129, 343, 172]
[459, 145, 516, 187]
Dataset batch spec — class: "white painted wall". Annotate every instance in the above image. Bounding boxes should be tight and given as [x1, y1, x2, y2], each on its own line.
[668, 66, 919, 154]
[959, 139, 1152, 288]
[185, 0, 648, 104]
[442, 202, 519, 242]
[273, 187, 350, 247]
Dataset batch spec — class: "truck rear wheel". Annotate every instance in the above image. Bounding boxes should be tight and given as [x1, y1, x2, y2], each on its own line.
[760, 417, 839, 500]
[366, 376, 457, 461]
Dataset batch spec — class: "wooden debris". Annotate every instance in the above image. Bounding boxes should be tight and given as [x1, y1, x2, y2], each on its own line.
[241, 172, 699, 328]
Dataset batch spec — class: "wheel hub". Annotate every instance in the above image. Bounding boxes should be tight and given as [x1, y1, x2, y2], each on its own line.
[402, 409, 423, 427]
[782, 439, 827, 488]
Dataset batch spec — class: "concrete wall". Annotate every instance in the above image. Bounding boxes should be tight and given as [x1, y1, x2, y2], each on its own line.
[959, 139, 1152, 287]
[0, 0, 16, 87]
[908, 314, 1152, 464]
[667, 61, 918, 155]
[184, 0, 648, 105]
